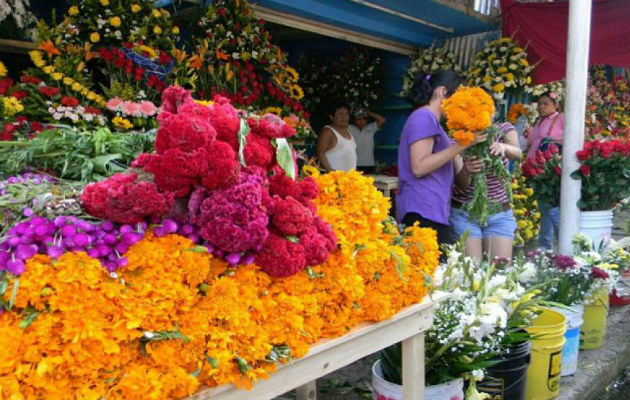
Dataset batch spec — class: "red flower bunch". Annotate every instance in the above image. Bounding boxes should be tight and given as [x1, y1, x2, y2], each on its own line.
[268, 166, 319, 210]
[160, 85, 193, 114]
[572, 139, 630, 210]
[0, 78, 13, 95]
[140, 148, 209, 196]
[522, 144, 562, 206]
[194, 171, 270, 253]
[204, 95, 241, 143]
[80, 172, 175, 224]
[202, 140, 240, 190]
[247, 113, 296, 139]
[20, 75, 41, 85]
[155, 111, 216, 154]
[60, 96, 80, 107]
[11, 90, 27, 100]
[255, 231, 307, 277]
[591, 267, 610, 279]
[271, 195, 313, 236]
[39, 86, 60, 97]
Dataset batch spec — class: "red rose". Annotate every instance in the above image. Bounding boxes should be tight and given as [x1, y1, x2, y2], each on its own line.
[576, 150, 589, 161]
[553, 166, 562, 176]
[30, 122, 44, 132]
[39, 86, 60, 97]
[60, 96, 79, 107]
[579, 164, 591, 176]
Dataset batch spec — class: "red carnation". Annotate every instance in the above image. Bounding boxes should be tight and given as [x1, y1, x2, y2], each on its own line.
[255, 232, 306, 277]
[80, 172, 174, 224]
[247, 113, 296, 139]
[11, 90, 27, 100]
[0, 78, 13, 95]
[271, 195, 314, 236]
[201, 140, 240, 190]
[30, 122, 44, 133]
[142, 148, 209, 196]
[553, 166, 562, 176]
[84, 106, 102, 115]
[160, 85, 193, 114]
[155, 112, 216, 154]
[592, 267, 610, 279]
[20, 75, 41, 84]
[579, 164, 591, 176]
[60, 96, 79, 107]
[39, 86, 60, 97]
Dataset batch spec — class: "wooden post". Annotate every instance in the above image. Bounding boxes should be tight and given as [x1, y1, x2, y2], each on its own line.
[295, 381, 317, 400]
[402, 332, 425, 400]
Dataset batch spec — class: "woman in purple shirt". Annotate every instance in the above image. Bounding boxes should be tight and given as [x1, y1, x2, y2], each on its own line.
[396, 70, 486, 245]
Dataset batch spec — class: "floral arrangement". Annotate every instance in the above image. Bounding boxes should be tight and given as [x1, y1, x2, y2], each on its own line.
[380, 241, 549, 390]
[400, 45, 461, 97]
[467, 37, 534, 99]
[530, 79, 565, 100]
[572, 139, 630, 211]
[441, 86, 512, 225]
[298, 46, 385, 113]
[511, 174, 541, 247]
[0, 0, 37, 39]
[190, 0, 312, 139]
[508, 102, 537, 126]
[0, 88, 438, 397]
[585, 67, 630, 140]
[522, 143, 562, 207]
[107, 97, 158, 130]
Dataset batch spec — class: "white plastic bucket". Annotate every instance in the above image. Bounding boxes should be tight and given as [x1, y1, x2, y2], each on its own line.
[371, 360, 464, 400]
[579, 210, 613, 247]
[552, 305, 584, 376]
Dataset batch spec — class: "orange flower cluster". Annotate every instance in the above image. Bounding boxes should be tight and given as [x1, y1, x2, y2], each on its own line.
[0, 171, 438, 399]
[452, 130, 475, 147]
[508, 103, 528, 124]
[441, 86, 494, 146]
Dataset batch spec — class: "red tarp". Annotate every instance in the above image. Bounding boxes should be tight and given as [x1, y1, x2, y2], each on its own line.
[500, 0, 630, 84]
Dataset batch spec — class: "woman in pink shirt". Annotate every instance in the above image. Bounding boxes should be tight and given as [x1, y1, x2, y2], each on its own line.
[526, 92, 564, 159]
[526, 91, 563, 249]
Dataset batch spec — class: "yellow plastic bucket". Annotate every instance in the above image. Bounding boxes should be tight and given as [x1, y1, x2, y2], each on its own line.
[580, 289, 609, 350]
[525, 308, 567, 400]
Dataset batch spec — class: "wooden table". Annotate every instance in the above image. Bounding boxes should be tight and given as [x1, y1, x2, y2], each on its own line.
[370, 175, 398, 197]
[188, 293, 444, 400]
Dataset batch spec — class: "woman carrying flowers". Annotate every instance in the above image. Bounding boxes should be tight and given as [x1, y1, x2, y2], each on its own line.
[396, 70, 486, 245]
[451, 112, 522, 259]
[526, 91, 564, 249]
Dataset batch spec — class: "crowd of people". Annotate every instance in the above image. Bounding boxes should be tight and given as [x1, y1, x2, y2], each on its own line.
[315, 69, 564, 260]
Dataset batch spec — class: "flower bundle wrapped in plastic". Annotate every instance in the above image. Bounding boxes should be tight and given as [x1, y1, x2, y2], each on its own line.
[441, 86, 512, 225]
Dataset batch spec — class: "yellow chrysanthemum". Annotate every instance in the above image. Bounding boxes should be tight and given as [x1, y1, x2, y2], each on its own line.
[520, 58, 529, 67]
[51, 72, 63, 81]
[492, 83, 505, 93]
[153, 26, 162, 35]
[90, 32, 100, 43]
[0, 61, 7, 77]
[172, 26, 180, 35]
[63, 77, 74, 85]
[109, 16, 121, 28]
[131, 4, 141, 13]
[29, 50, 45, 68]
[68, 5, 79, 15]
[42, 65, 54, 74]
[112, 116, 133, 129]
[152, 9, 161, 18]
[1, 96, 24, 116]
[100, 0, 109, 6]
[71, 82, 82, 91]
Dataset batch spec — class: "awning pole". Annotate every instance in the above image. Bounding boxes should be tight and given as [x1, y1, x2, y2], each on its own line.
[558, 0, 592, 255]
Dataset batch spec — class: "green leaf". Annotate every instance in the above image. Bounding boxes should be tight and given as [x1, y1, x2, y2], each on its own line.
[286, 235, 299, 244]
[237, 118, 249, 167]
[205, 354, 219, 368]
[185, 245, 209, 253]
[273, 138, 296, 180]
[8, 278, 18, 310]
[92, 153, 123, 173]
[0, 279, 8, 296]
[19, 310, 40, 329]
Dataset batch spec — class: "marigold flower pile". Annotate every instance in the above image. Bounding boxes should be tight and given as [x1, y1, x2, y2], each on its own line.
[0, 171, 438, 400]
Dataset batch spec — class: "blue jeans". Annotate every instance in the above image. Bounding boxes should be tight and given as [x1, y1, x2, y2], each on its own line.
[539, 202, 560, 249]
[450, 208, 517, 240]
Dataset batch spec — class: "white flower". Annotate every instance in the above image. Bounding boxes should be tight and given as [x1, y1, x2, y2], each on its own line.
[143, 331, 155, 339]
[472, 369, 485, 381]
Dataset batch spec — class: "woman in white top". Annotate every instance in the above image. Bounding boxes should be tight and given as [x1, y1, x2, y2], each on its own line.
[316, 101, 357, 172]
[348, 108, 386, 174]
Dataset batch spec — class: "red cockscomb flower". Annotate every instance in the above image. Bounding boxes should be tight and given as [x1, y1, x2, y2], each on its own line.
[255, 231, 306, 277]
[201, 140, 240, 190]
[160, 85, 193, 114]
[271, 195, 314, 236]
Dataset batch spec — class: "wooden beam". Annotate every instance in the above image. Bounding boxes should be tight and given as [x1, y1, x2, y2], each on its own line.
[0, 38, 36, 54]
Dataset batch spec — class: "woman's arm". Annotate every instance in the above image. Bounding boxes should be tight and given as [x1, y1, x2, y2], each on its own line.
[454, 155, 485, 188]
[410, 132, 487, 178]
[490, 129, 522, 161]
[368, 111, 386, 128]
[316, 128, 336, 172]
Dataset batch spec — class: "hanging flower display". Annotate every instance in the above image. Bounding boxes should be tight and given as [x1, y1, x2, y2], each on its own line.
[530, 79, 565, 100]
[467, 37, 535, 99]
[400, 45, 461, 97]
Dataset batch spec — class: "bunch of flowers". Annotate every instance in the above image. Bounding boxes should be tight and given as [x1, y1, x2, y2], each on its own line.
[0, 173, 84, 236]
[585, 67, 630, 140]
[508, 102, 538, 126]
[381, 240, 549, 388]
[48, 102, 107, 127]
[511, 174, 541, 247]
[47, 0, 179, 51]
[0, 0, 37, 39]
[0, 166, 438, 399]
[530, 79, 565, 100]
[400, 45, 461, 97]
[298, 46, 385, 112]
[190, 0, 312, 139]
[107, 97, 158, 130]
[572, 139, 630, 211]
[442, 86, 512, 225]
[467, 37, 534, 99]
[522, 143, 562, 207]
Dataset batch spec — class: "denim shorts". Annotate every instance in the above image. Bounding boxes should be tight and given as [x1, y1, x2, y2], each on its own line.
[450, 208, 517, 240]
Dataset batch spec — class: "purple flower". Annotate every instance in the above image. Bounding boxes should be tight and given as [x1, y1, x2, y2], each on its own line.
[553, 254, 577, 270]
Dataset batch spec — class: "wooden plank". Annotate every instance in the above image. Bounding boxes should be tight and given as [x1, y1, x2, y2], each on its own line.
[402, 333, 425, 400]
[0, 38, 36, 54]
[188, 293, 447, 400]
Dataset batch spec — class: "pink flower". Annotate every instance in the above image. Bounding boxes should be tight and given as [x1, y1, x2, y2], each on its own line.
[106, 97, 124, 111]
[138, 101, 157, 116]
[122, 101, 141, 117]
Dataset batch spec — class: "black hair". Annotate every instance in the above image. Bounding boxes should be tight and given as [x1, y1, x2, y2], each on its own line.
[538, 91, 559, 105]
[407, 70, 461, 108]
[327, 100, 350, 117]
